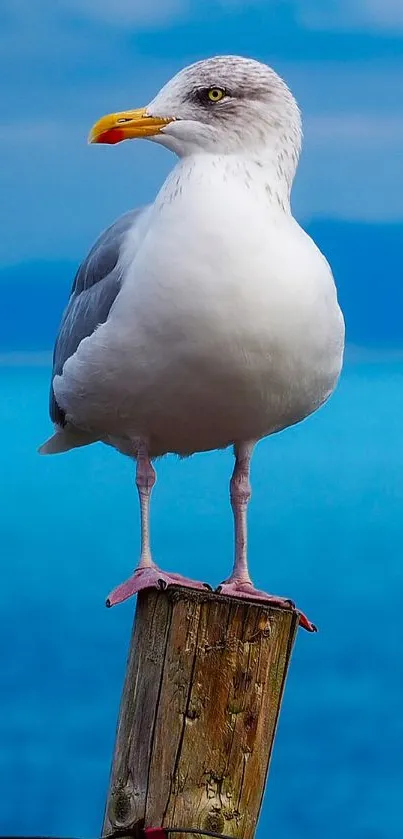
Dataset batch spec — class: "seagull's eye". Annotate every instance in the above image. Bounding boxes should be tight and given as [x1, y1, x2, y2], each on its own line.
[207, 87, 226, 103]
[194, 87, 228, 107]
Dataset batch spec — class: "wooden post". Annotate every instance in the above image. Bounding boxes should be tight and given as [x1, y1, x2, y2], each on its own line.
[102, 586, 299, 839]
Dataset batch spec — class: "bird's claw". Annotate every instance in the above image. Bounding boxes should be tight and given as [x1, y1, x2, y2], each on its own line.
[106, 566, 212, 607]
[214, 580, 315, 633]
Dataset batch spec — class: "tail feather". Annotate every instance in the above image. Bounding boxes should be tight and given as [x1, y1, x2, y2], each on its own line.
[38, 425, 99, 455]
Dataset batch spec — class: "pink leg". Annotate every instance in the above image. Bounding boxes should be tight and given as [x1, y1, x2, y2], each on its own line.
[107, 441, 210, 607]
[136, 441, 157, 571]
[217, 442, 316, 633]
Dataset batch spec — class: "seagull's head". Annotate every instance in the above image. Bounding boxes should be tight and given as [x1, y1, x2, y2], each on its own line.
[89, 56, 301, 160]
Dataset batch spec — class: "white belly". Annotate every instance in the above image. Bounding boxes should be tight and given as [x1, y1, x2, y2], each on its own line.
[54, 172, 345, 457]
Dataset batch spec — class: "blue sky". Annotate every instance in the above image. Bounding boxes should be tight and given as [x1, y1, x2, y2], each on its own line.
[1, 0, 403, 265]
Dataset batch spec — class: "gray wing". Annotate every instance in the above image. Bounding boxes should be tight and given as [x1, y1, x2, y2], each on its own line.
[50, 208, 143, 426]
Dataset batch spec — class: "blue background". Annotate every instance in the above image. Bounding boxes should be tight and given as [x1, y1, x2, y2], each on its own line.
[1, 2, 403, 838]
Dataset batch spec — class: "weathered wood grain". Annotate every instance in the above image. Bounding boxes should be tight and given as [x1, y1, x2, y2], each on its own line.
[103, 587, 299, 839]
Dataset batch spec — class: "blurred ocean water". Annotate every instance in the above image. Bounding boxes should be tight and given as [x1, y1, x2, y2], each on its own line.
[1, 360, 403, 839]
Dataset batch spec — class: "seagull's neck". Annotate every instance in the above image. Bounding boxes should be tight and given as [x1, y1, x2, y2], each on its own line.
[160, 145, 299, 215]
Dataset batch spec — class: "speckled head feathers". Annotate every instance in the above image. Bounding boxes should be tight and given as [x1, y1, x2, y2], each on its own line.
[147, 55, 302, 161]
[169, 55, 297, 108]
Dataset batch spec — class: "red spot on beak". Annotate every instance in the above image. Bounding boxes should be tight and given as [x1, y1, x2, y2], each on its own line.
[95, 128, 126, 144]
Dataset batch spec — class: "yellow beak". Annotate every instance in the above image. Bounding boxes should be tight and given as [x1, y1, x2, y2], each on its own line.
[88, 107, 175, 145]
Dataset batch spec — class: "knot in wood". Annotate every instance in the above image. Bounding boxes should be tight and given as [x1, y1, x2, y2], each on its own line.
[203, 810, 226, 834]
[246, 616, 272, 643]
[110, 784, 135, 826]
[185, 705, 201, 721]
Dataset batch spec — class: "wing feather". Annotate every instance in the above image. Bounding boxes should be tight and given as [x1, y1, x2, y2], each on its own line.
[50, 208, 142, 425]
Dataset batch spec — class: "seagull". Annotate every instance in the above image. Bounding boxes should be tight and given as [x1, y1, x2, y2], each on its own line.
[40, 56, 344, 631]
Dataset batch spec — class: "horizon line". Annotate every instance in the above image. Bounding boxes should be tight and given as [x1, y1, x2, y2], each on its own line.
[1, 346, 403, 369]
